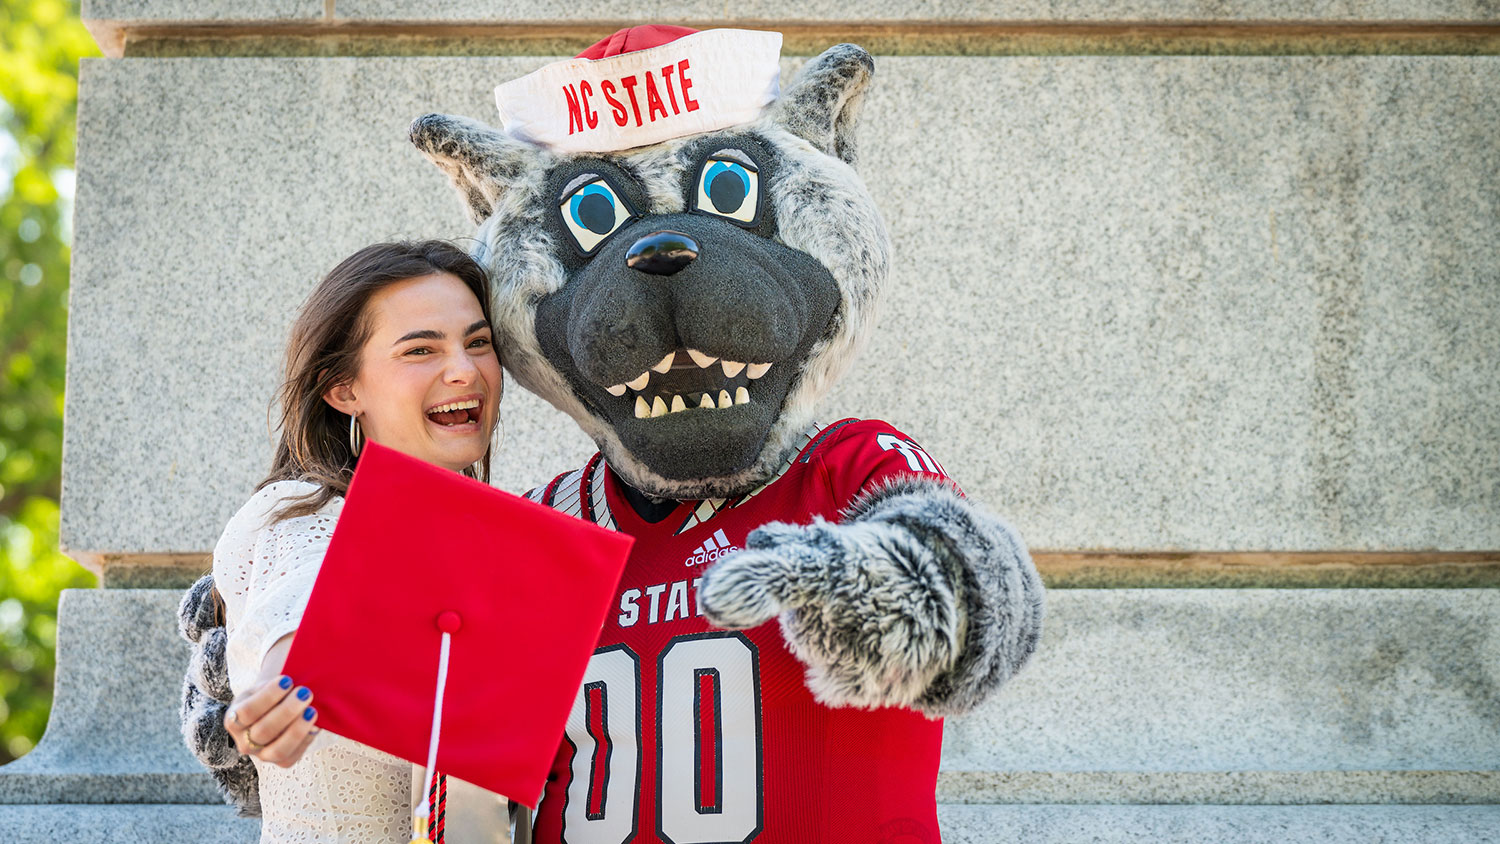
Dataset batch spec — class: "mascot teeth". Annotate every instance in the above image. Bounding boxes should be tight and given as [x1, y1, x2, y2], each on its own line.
[625, 371, 650, 391]
[651, 352, 675, 373]
[634, 390, 746, 417]
[746, 363, 772, 379]
[720, 360, 747, 378]
[687, 348, 717, 368]
[605, 383, 628, 396]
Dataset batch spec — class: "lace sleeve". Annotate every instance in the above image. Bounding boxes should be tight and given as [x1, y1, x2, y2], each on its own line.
[213, 481, 343, 695]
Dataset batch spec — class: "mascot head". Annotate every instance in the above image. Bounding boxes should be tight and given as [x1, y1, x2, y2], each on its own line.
[412, 27, 888, 500]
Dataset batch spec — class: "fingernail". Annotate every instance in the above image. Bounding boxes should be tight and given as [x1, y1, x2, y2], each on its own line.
[278, 676, 292, 689]
[303, 706, 316, 721]
[296, 687, 311, 701]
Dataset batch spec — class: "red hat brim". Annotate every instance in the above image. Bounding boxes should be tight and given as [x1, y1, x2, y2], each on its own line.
[577, 24, 700, 59]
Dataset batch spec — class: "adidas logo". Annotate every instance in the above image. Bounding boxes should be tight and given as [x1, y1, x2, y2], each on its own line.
[684, 529, 739, 567]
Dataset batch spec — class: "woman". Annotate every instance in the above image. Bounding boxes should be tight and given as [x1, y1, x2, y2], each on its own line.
[212, 240, 502, 842]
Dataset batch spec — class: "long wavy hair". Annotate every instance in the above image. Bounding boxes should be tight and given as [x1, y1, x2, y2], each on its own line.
[261, 240, 497, 521]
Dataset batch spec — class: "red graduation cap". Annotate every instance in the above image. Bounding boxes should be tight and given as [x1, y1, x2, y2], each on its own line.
[282, 441, 633, 830]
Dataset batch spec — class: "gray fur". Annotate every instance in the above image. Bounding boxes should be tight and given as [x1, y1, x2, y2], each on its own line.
[769, 44, 875, 167]
[843, 476, 1045, 715]
[700, 476, 1043, 716]
[410, 113, 547, 224]
[177, 571, 220, 644]
[176, 574, 261, 816]
[189, 625, 233, 702]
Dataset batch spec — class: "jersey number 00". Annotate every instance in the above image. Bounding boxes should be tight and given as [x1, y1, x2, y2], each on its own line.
[561, 632, 764, 844]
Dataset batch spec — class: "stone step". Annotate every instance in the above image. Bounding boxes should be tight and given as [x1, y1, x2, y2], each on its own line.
[63, 56, 1500, 565]
[6, 585, 1495, 837]
[5, 803, 1496, 843]
[0, 590, 218, 805]
[939, 590, 1500, 804]
[937, 804, 1500, 843]
[80, 0, 1500, 28]
[9, 589, 1494, 807]
[0, 804, 258, 843]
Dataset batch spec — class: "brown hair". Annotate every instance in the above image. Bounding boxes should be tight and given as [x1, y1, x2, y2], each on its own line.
[260, 240, 497, 520]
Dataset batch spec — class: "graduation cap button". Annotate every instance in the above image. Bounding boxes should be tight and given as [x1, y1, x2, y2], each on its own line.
[435, 610, 462, 634]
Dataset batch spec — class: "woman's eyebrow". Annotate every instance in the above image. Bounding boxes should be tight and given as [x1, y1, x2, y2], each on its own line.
[393, 329, 444, 344]
[464, 319, 490, 335]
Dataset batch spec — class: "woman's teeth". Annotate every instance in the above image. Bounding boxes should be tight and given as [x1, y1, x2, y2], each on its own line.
[429, 399, 480, 414]
[426, 399, 481, 426]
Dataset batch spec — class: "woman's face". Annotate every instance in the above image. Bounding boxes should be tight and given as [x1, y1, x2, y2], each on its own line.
[330, 272, 501, 473]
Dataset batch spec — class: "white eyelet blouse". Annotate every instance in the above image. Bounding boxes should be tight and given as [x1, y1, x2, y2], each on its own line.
[214, 480, 410, 843]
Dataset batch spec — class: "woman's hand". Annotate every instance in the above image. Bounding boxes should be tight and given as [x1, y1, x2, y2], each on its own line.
[224, 673, 321, 767]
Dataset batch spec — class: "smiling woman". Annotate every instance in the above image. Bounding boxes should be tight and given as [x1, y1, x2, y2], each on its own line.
[179, 240, 503, 843]
[262, 242, 501, 521]
[319, 274, 501, 477]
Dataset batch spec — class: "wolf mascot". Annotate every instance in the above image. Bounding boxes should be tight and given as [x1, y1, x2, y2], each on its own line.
[179, 26, 1043, 843]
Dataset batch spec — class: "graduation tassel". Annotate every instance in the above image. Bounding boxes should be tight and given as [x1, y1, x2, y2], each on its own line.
[412, 615, 458, 844]
[427, 770, 447, 844]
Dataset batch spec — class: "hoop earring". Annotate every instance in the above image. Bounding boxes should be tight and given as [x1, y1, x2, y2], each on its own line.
[348, 413, 364, 457]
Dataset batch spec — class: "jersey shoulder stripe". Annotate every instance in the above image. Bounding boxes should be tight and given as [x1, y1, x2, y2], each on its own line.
[796, 418, 861, 463]
[669, 423, 825, 535]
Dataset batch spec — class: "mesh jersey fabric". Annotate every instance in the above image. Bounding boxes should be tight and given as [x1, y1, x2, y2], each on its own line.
[530, 419, 953, 844]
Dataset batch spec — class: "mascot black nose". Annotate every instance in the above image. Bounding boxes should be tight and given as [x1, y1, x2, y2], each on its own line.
[626, 230, 699, 276]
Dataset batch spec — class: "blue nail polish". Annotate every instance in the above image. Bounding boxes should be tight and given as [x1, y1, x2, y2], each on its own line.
[303, 707, 316, 721]
[296, 687, 311, 701]
[278, 676, 292, 689]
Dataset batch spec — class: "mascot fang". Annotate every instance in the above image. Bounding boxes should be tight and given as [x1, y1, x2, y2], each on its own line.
[178, 25, 1044, 844]
[411, 26, 1044, 843]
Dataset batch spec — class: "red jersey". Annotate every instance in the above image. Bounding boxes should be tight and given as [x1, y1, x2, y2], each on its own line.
[529, 419, 956, 844]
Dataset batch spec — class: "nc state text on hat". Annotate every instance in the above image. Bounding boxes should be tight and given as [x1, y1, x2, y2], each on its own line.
[563, 60, 701, 135]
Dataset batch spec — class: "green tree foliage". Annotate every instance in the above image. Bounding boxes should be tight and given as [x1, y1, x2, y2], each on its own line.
[0, 0, 100, 764]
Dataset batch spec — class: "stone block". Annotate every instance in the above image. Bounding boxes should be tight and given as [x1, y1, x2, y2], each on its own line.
[936, 804, 1500, 844]
[63, 56, 1500, 560]
[0, 590, 220, 804]
[939, 590, 1500, 804]
[83, 0, 323, 23]
[330, 1, 1500, 23]
[81, 0, 326, 55]
[0, 804, 259, 843]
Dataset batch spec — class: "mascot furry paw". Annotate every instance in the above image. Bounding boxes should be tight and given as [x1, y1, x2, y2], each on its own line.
[176, 575, 262, 817]
[178, 26, 1043, 842]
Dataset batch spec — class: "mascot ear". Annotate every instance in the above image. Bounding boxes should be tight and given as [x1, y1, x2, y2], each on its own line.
[770, 43, 875, 167]
[409, 113, 540, 224]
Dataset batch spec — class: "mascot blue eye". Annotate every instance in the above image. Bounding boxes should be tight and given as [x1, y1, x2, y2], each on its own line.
[695, 154, 760, 225]
[570, 185, 617, 234]
[706, 162, 750, 213]
[559, 178, 635, 255]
